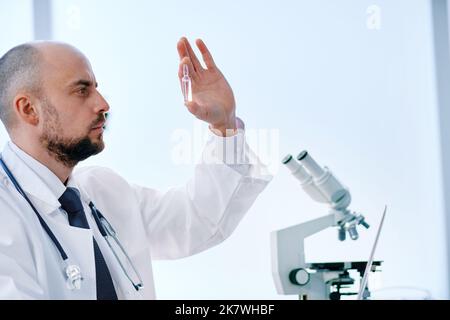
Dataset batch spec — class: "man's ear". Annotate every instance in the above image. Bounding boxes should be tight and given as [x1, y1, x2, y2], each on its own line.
[13, 94, 40, 126]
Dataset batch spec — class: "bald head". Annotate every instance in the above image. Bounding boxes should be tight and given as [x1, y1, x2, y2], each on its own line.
[0, 43, 42, 131]
[0, 41, 94, 133]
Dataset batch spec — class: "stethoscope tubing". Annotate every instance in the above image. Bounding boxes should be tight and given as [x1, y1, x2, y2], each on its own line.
[0, 156, 69, 261]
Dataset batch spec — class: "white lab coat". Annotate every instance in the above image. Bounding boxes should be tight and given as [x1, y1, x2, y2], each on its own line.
[0, 129, 272, 299]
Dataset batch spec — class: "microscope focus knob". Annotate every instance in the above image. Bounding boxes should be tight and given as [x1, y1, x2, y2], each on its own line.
[289, 268, 310, 286]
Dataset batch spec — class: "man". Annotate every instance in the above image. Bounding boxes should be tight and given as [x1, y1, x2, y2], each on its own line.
[0, 38, 272, 299]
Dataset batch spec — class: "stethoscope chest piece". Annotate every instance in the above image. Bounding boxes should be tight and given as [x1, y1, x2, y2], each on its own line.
[65, 264, 83, 290]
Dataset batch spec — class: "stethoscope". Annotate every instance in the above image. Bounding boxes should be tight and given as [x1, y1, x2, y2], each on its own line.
[0, 156, 144, 292]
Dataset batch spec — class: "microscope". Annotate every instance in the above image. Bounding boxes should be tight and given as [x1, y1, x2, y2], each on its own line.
[271, 151, 382, 300]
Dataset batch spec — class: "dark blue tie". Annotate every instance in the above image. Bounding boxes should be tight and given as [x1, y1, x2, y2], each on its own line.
[59, 187, 118, 300]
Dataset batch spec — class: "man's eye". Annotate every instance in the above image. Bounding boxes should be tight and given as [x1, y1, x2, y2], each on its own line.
[78, 87, 88, 95]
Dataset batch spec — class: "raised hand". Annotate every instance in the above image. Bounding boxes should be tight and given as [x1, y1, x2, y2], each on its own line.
[177, 37, 237, 136]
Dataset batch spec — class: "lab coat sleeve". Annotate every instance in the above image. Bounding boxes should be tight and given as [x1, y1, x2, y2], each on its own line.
[0, 191, 46, 299]
[133, 126, 273, 260]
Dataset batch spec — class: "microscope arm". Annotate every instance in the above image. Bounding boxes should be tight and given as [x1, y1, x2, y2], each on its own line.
[271, 213, 336, 294]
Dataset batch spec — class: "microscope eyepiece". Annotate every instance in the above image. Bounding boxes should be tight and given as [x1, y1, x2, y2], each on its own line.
[296, 151, 325, 179]
[297, 151, 308, 161]
[282, 154, 293, 164]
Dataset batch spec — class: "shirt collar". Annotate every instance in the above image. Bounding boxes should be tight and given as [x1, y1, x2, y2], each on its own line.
[2, 141, 68, 215]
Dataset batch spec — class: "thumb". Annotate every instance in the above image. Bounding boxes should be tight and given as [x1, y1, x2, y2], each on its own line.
[185, 101, 205, 120]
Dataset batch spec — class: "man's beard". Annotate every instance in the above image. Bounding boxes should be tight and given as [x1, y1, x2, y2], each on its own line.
[39, 99, 105, 168]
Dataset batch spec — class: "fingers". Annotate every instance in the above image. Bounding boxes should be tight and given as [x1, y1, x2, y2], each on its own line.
[176, 39, 187, 60]
[196, 39, 216, 69]
[177, 37, 203, 72]
[178, 56, 198, 82]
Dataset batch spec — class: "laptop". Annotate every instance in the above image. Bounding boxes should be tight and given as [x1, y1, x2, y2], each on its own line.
[357, 205, 387, 300]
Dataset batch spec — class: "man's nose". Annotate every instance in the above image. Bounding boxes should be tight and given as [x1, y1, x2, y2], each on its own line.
[94, 91, 110, 114]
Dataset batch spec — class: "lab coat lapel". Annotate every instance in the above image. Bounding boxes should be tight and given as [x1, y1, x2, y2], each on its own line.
[1, 143, 61, 214]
